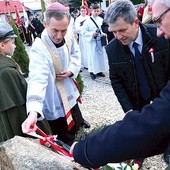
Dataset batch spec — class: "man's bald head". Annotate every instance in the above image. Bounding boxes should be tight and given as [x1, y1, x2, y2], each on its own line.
[151, 0, 170, 7]
[151, 0, 170, 39]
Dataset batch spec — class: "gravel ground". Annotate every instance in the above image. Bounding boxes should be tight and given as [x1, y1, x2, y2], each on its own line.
[79, 68, 168, 170]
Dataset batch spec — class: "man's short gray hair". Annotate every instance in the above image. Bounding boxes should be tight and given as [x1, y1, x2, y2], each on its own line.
[44, 11, 70, 25]
[105, 0, 137, 25]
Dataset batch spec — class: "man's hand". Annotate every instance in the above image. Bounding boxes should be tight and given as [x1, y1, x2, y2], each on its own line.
[70, 141, 78, 154]
[93, 32, 98, 38]
[70, 142, 83, 168]
[56, 70, 73, 80]
[22, 111, 38, 133]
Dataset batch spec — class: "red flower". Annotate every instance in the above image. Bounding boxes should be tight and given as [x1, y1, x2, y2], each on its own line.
[148, 5, 152, 12]
[134, 160, 142, 168]
[148, 48, 154, 54]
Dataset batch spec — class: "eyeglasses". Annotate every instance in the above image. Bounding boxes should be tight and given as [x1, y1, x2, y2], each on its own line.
[152, 8, 170, 26]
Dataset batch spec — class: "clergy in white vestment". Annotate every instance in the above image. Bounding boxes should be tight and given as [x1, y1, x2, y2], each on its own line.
[81, 3, 108, 80]
[22, 2, 90, 146]
[75, 6, 90, 68]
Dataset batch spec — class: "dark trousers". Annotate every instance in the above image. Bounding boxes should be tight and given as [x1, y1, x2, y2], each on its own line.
[132, 93, 151, 111]
[48, 104, 84, 146]
[25, 32, 32, 46]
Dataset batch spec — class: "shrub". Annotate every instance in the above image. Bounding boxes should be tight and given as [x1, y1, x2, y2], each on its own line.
[10, 21, 29, 77]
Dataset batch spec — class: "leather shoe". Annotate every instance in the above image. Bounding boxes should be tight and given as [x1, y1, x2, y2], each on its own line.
[81, 120, 91, 128]
[96, 72, 105, 77]
[90, 73, 96, 80]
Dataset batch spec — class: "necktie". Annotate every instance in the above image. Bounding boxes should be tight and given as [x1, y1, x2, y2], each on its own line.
[133, 42, 150, 100]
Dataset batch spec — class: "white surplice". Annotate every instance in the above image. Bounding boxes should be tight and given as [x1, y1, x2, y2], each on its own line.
[75, 15, 89, 68]
[81, 16, 108, 74]
[26, 29, 81, 121]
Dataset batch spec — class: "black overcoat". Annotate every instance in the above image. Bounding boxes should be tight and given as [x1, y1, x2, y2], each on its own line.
[106, 23, 170, 112]
[73, 80, 170, 168]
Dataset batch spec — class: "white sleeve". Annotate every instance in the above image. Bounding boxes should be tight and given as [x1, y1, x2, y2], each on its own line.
[74, 17, 81, 34]
[81, 19, 96, 42]
[26, 43, 50, 119]
[67, 32, 81, 79]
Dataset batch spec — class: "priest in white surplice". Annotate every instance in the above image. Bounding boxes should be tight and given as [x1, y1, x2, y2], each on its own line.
[22, 2, 90, 145]
[75, 6, 89, 69]
[81, 3, 108, 80]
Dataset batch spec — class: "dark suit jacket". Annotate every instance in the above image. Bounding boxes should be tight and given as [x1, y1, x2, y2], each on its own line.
[73, 81, 170, 168]
[105, 23, 170, 112]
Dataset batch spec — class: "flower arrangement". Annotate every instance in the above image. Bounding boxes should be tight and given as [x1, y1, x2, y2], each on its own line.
[100, 159, 141, 170]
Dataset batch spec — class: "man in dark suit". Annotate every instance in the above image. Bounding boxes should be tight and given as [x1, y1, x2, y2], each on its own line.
[105, 1, 170, 114]
[70, 0, 170, 168]
[105, 0, 170, 165]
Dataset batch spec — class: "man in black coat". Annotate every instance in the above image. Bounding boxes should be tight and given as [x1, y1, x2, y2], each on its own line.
[105, 1, 170, 114]
[70, 0, 170, 168]
[29, 14, 44, 39]
[72, 85, 170, 168]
